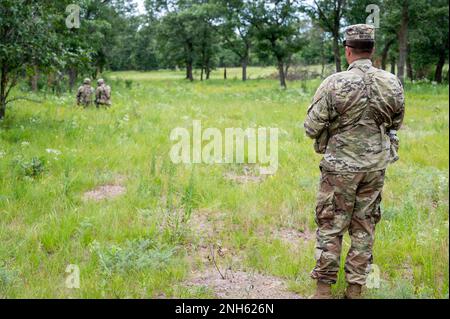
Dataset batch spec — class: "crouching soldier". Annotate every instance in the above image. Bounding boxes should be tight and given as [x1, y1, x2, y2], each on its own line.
[95, 79, 112, 108]
[76, 78, 94, 107]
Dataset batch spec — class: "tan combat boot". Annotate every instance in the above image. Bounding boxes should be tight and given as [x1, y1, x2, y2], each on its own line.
[345, 284, 363, 299]
[311, 281, 332, 299]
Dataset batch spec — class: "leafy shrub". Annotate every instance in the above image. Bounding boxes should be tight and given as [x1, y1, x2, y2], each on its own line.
[90, 239, 176, 276]
[13, 156, 46, 178]
[0, 264, 17, 290]
[125, 80, 133, 89]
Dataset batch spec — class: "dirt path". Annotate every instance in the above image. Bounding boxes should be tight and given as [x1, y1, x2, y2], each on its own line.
[83, 175, 127, 201]
[185, 268, 303, 299]
[183, 210, 305, 299]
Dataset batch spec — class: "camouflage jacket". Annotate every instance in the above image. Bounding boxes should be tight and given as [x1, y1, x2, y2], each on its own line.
[95, 85, 112, 105]
[76, 85, 94, 106]
[304, 59, 405, 172]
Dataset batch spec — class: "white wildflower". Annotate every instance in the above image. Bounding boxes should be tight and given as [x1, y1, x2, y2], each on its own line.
[46, 148, 62, 156]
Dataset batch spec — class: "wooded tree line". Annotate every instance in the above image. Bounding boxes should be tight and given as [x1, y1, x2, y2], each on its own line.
[0, 0, 448, 118]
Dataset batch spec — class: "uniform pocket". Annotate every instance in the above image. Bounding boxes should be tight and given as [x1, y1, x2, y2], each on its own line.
[372, 194, 382, 224]
[315, 194, 335, 227]
[315, 171, 337, 226]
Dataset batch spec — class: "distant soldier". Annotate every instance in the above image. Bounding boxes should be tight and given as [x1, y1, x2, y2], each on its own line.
[76, 78, 94, 107]
[95, 78, 112, 108]
[304, 24, 405, 299]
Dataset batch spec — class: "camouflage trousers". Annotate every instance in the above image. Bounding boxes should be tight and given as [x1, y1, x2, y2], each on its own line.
[311, 169, 385, 286]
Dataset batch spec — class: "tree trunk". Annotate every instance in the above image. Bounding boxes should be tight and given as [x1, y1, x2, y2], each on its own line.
[68, 68, 77, 92]
[434, 49, 446, 83]
[278, 60, 287, 89]
[381, 39, 395, 70]
[397, 1, 409, 84]
[242, 57, 248, 82]
[406, 57, 413, 81]
[285, 64, 290, 80]
[332, 31, 342, 73]
[186, 62, 193, 82]
[47, 72, 55, 94]
[390, 57, 396, 75]
[0, 65, 7, 119]
[0, 101, 5, 119]
[200, 68, 204, 81]
[96, 66, 102, 79]
[224, 67, 227, 80]
[31, 65, 39, 92]
[205, 66, 210, 80]
[185, 41, 194, 82]
[407, 45, 413, 81]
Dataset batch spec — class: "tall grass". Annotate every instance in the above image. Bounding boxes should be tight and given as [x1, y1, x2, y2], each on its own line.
[0, 68, 448, 298]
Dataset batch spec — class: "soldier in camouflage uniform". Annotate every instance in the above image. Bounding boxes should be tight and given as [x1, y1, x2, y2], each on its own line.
[95, 78, 112, 108]
[304, 24, 405, 299]
[76, 78, 94, 107]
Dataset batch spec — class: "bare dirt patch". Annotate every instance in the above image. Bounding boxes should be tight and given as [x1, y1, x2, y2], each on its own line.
[401, 257, 415, 281]
[184, 210, 303, 299]
[186, 242, 243, 267]
[113, 174, 127, 184]
[272, 227, 314, 246]
[83, 184, 126, 201]
[185, 268, 303, 299]
[224, 165, 266, 184]
[188, 210, 227, 238]
[185, 211, 241, 267]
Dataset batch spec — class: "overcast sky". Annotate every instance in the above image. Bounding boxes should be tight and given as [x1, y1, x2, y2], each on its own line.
[136, 0, 146, 14]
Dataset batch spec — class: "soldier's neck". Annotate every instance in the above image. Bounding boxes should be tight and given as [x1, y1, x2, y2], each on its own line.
[348, 56, 372, 65]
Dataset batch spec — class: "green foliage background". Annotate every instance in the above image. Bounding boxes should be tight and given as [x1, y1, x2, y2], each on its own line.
[0, 69, 448, 298]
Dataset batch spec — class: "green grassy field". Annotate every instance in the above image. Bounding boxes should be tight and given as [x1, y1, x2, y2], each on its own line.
[0, 68, 448, 299]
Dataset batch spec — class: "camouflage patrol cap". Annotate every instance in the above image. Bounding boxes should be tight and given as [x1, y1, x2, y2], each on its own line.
[97, 78, 105, 85]
[345, 24, 375, 41]
[344, 24, 375, 50]
[83, 78, 91, 85]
